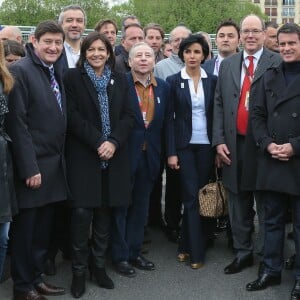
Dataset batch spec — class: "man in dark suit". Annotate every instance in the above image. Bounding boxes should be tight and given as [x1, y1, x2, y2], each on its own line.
[212, 14, 281, 275]
[202, 19, 240, 76]
[42, 5, 87, 276]
[111, 42, 169, 277]
[6, 21, 67, 300]
[246, 23, 300, 300]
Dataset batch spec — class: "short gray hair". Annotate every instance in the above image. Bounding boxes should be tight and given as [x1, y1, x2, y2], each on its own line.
[58, 5, 87, 26]
[129, 42, 154, 60]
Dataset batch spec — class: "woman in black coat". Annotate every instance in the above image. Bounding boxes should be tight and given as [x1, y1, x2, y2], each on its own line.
[0, 41, 17, 280]
[63, 32, 134, 298]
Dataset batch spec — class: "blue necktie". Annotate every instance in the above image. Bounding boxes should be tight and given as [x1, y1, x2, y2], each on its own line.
[49, 66, 62, 112]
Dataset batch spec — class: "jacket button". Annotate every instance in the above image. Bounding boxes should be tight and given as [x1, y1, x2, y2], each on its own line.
[292, 112, 298, 118]
[273, 112, 278, 117]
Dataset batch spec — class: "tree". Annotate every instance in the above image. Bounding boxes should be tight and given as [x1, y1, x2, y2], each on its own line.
[112, 0, 265, 32]
[0, 0, 110, 28]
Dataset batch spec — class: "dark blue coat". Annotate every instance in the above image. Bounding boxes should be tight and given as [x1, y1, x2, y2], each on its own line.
[126, 72, 169, 181]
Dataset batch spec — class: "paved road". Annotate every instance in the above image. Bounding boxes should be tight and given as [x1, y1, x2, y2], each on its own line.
[0, 226, 295, 300]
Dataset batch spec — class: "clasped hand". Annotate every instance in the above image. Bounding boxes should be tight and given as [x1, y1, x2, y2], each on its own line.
[267, 142, 294, 161]
[97, 141, 116, 160]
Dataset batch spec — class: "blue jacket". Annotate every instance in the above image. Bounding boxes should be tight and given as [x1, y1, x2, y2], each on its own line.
[166, 70, 217, 157]
[126, 72, 170, 181]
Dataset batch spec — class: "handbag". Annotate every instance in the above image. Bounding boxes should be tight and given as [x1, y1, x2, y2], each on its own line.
[198, 168, 227, 218]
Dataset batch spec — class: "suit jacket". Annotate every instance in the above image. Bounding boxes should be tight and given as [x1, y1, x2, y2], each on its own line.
[202, 57, 217, 75]
[127, 72, 170, 181]
[212, 48, 281, 193]
[166, 69, 217, 156]
[251, 64, 300, 196]
[6, 43, 68, 208]
[64, 68, 134, 207]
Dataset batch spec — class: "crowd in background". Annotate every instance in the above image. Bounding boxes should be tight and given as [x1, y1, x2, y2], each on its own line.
[1, 4, 300, 300]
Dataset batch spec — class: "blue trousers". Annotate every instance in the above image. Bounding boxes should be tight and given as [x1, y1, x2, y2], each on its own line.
[112, 152, 155, 262]
[0, 222, 9, 280]
[177, 144, 213, 263]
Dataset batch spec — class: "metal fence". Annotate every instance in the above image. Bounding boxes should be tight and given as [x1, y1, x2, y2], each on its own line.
[16, 26, 218, 55]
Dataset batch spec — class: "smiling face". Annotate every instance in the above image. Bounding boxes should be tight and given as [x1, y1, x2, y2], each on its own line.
[278, 32, 300, 63]
[216, 25, 239, 57]
[129, 44, 155, 76]
[85, 39, 109, 75]
[240, 15, 265, 55]
[32, 32, 64, 65]
[61, 9, 85, 42]
[183, 42, 204, 70]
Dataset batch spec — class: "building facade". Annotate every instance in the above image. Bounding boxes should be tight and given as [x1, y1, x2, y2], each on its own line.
[250, 0, 300, 24]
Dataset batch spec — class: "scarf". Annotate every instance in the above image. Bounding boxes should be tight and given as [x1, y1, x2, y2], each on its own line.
[84, 60, 111, 169]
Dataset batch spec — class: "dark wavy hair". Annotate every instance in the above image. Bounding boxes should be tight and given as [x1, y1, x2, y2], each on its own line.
[77, 31, 115, 69]
[178, 33, 209, 64]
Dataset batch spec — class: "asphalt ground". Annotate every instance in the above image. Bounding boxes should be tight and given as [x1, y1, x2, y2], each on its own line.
[0, 225, 295, 300]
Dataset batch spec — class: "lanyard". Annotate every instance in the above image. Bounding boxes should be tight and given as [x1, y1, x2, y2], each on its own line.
[135, 85, 153, 128]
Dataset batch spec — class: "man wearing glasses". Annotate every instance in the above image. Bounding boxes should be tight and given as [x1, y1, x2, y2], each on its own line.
[213, 14, 281, 276]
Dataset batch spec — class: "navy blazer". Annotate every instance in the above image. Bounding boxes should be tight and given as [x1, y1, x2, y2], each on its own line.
[166, 70, 217, 157]
[202, 57, 217, 75]
[126, 72, 170, 181]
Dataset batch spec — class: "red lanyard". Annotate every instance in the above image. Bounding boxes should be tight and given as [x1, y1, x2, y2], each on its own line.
[135, 85, 153, 128]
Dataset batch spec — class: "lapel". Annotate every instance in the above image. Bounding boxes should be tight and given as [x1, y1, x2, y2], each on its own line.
[202, 77, 210, 112]
[229, 52, 243, 90]
[178, 74, 192, 109]
[271, 65, 300, 108]
[252, 48, 278, 85]
[107, 72, 116, 112]
[127, 73, 145, 127]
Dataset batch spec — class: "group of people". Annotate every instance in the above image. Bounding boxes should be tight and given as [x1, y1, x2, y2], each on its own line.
[0, 4, 300, 300]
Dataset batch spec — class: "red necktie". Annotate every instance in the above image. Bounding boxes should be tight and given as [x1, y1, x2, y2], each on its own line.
[237, 55, 254, 135]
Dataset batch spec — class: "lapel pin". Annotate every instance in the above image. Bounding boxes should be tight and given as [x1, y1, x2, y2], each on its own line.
[181, 82, 184, 89]
[110, 79, 114, 85]
[157, 97, 160, 104]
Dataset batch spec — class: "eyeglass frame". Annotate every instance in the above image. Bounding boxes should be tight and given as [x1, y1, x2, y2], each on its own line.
[240, 29, 264, 36]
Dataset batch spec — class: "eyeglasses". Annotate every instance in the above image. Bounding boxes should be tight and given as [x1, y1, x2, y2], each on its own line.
[241, 29, 264, 36]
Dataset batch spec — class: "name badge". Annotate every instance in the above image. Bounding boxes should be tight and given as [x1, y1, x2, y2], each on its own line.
[157, 97, 160, 104]
[181, 82, 184, 89]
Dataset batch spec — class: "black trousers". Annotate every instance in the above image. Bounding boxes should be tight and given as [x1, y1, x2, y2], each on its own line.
[11, 204, 55, 292]
[71, 207, 111, 275]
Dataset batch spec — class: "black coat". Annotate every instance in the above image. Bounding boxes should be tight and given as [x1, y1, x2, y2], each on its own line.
[0, 94, 17, 222]
[5, 44, 68, 208]
[63, 68, 134, 208]
[251, 64, 300, 196]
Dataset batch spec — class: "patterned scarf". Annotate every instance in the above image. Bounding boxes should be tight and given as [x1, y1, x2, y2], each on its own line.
[84, 60, 111, 169]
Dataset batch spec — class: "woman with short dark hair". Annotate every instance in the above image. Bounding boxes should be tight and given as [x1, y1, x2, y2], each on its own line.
[166, 34, 217, 269]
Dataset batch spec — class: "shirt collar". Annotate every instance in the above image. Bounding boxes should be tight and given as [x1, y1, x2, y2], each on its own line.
[243, 47, 264, 62]
[181, 67, 208, 80]
[132, 71, 157, 87]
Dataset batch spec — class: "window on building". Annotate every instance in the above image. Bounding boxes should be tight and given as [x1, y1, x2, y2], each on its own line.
[282, 18, 294, 23]
[282, 7, 295, 16]
[254, 0, 260, 3]
[265, 7, 278, 16]
[282, 0, 295, 5]
[265, 0, 277, 5]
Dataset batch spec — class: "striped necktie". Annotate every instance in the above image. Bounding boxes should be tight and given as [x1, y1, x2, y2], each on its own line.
[49, 66, 62, 112]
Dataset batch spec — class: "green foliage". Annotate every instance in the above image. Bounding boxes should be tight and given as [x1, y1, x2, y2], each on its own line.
[0, 0, 266, 33]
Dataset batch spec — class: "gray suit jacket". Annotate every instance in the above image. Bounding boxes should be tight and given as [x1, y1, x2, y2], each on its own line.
[212, 48, 281, 193]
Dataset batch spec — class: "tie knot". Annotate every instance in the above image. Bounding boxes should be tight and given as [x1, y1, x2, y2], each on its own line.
[247, 56, 254, 63]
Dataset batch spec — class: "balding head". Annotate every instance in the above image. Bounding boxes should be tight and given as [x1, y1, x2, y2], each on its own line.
[0, 26, 23, 44]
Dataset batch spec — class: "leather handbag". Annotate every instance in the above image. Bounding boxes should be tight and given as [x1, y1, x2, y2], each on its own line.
[198, 169, 227, 218]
